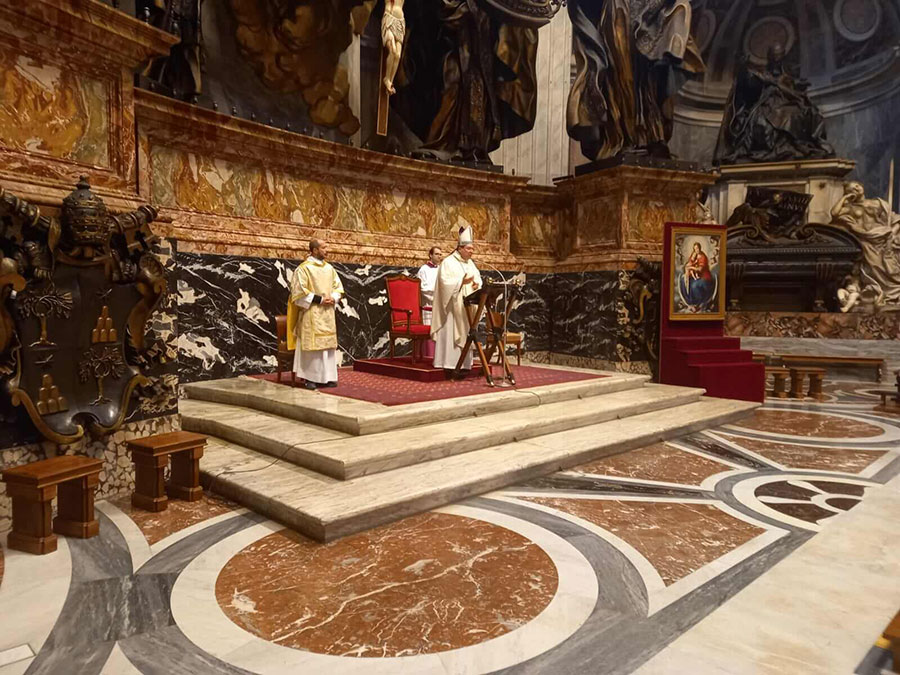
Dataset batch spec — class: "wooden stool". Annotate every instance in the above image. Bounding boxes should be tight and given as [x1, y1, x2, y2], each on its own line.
[129, 431, 207, 512]
[789, 366, 826, 401]
[765, 366, 789, 399]
[1, 456, 103, 554]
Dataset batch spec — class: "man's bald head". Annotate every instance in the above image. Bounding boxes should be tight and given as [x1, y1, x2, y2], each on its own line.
[309, 239, 327, 260]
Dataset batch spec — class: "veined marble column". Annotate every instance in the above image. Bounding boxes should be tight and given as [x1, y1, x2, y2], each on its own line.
[490, 9, 573, 186]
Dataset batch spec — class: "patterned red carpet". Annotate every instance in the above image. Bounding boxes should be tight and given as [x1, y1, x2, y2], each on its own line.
[251, 365, 605, 405]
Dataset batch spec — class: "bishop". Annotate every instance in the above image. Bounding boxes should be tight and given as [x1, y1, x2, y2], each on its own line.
[431, 227, 482, 371]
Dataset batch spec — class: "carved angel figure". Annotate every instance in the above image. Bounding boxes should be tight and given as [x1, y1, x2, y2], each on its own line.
[831, 181, 900, 308]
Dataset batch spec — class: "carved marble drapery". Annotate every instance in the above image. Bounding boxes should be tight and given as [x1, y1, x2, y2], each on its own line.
[392, 0, 549, 162]
[831, 181, 900, 308]
[566, 0, 704, 161]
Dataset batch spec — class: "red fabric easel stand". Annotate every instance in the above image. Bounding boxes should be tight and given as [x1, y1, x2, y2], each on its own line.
[659, 222, 765, 402]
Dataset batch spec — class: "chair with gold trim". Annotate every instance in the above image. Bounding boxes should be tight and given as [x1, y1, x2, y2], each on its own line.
[274, 315, 296, 385]
[385, 274, 430, 361]
[486, 310, 523, 366]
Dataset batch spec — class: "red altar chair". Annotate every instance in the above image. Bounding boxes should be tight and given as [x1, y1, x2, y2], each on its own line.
[386, 274, 430, 361]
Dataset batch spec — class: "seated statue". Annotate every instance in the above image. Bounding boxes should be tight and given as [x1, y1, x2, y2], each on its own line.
[831, 181, 900, 308]
[714, 45, 834, 165]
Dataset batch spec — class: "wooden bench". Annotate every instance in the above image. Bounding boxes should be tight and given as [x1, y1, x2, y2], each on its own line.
[1, 455, 103, 554]
[780, 354, 884, 381]
[764, 366, 789, 399]
[129, 431, 207, 512]
[789, 366, 826, 401]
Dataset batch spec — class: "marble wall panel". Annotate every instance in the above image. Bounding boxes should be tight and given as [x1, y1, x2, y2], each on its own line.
[725, 311, 900, 340]
[0, 42, 109, 168]
[511, 208, 558, 252]
[175, 251, 639, 382]
[627, 198, 696, 243]
[150, 145, 503, 244]
[578, 196, 621, 245]
[549, 272, 620, 361]
[0, 238, 177, 451]
[176, 250, 556, 382]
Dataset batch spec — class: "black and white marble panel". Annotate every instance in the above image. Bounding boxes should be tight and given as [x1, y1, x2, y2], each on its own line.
[550, 272, 620, 361]
[176, 251, 557, 382]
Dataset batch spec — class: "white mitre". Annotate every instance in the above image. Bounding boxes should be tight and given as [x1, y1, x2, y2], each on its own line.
[458, 225, 473, 246]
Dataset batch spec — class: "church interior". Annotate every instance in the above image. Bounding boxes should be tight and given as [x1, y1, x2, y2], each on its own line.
[1, 0, 900, 673]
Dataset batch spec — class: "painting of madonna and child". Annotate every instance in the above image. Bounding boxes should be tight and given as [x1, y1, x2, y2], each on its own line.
[669, 227, 726, 321]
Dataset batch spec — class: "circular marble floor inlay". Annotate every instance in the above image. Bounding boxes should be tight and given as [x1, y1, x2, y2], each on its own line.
[733, 410, 884, 438]
[214, 512, 558, 657]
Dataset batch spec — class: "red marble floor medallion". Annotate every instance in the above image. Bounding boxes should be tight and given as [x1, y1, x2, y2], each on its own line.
[732, 410, 884, 438]
[214, 512, 558, 656]
[522, 498, 764, 586]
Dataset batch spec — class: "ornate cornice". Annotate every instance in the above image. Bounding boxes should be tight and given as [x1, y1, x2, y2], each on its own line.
[0, 0, 178, 69]
[135, 91, 531, 200]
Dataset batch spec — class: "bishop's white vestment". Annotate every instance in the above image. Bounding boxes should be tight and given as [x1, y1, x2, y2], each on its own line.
[430, 251, 482, 370]
[287, 256, 345, 384]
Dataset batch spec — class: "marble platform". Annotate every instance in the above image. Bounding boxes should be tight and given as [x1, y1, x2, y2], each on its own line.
[182, 372, 757, 540]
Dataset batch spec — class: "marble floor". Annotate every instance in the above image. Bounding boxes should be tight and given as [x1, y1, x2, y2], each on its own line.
[1, 382, 899, 674]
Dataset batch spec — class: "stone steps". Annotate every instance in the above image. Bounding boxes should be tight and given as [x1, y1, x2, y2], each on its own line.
[181, 383, 703, 479]
[198, 396, 758, 541]
[183, 372, 649, 435]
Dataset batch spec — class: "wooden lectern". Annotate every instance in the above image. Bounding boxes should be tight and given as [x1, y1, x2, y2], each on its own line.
[455, 280, 523, 386]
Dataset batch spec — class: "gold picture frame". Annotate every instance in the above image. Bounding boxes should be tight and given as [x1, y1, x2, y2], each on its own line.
[668, 225, 726, 321]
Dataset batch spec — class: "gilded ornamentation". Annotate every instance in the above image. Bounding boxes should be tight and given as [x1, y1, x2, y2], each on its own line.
[91, 306, 118, 344]
[78, 344, 126, 406]
[0, 178, 165, 443]
[36, 374, 67, 415]
[617, 258, 661, 378]
[16, 285, 74, 347]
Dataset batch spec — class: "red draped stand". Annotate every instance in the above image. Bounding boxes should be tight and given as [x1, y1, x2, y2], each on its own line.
[659, 223, 765, 402]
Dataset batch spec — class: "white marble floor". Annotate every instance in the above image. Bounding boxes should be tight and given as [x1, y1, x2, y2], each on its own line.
[0, 383, 898, 674]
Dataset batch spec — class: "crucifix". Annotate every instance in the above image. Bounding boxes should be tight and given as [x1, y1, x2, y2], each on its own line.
[377, 0, 405, 136]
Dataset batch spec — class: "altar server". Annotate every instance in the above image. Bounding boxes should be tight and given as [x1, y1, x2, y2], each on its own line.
[416, 246, 442, 358]
[288, 239, 345, 390]
[431, 227, 482, 370]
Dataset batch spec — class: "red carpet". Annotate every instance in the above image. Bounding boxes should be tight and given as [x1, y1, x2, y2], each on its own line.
[250, 365, 604, 406]
[353, 356, 446, 382]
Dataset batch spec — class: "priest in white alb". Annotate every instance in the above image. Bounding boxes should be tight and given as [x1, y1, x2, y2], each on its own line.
[431, 227, 482, 371]
[416, 245, 442, 359]
[287, 239, 345, 390]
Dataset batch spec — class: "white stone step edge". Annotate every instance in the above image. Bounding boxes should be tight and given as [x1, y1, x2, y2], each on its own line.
[183, 372, 651, 435]
[200, 398, 758, 541]
[182, 385, 704, 480]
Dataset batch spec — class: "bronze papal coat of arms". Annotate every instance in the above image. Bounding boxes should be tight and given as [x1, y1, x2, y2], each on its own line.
[0, 178, 166, 443]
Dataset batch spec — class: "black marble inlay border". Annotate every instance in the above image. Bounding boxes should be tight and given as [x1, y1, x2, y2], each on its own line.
[516, 474, 712, 498]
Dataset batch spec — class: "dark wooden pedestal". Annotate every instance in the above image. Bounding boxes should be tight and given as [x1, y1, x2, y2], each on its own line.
[2, 456, 103, 555]
[765, 366, 789, 399]
[789, 366, 826, 401]
[129, 431, 207, 512]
